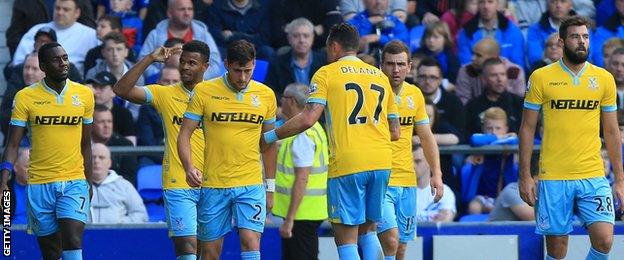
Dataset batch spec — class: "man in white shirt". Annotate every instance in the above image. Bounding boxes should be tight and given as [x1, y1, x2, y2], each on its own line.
[414, 146, 456, 222]
[11, 0, 98, 73]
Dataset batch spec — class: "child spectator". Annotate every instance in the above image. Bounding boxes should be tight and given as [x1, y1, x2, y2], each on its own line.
[107, 0, 144, 55]
[85, 15, 137, 75]
[97, 0, 149, 20]
[415, 21, 460, 83]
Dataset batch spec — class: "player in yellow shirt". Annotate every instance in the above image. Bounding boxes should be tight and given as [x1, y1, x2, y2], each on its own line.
[262, 23, 400, 260]
[113, 40, 209, 260]
[377, 40, 444, 260]
[0, 43, 94, 260]
[177, 40, 277, 260]
[519, 16, 624, 260]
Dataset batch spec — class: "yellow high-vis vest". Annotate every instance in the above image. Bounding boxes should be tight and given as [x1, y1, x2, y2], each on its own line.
[273, 122, 328, 220]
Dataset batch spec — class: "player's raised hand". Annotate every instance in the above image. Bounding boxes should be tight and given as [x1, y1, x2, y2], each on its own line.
[149, 46, 182, 63]
[519, 175, 537, 207]
[185, 167, 203, 187]
[430, 174, 444, 202]
[613, 180, 624, 212]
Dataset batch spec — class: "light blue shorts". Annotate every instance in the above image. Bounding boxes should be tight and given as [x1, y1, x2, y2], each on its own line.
[27, 180, 90, 236]
[535, 177, 615, 235]
[197, 185, 266, 241]
[327, 170, 390, 225]
[164, 188, 201, 237]
[377, 186, 417, 243]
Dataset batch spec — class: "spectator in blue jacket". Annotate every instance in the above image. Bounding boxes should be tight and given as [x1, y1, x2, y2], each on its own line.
[348, 0, 409, 54]
[202, 0, 274, 61]
[108, 0, 144, 56]
[591, 0, 624, 67]
[526, 0, 575, 67]
[457, 0, 525, 68]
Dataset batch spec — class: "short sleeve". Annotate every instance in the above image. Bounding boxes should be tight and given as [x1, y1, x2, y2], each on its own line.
[291, 134, 316, 167]
[601, 73, 617, 112]
[184, 88, 205, 121]
[308, 68, 328, 105]
[10, 91, 29, 127]
[264, 88, 277, 125]
[83, 88, 95, 125]
[500, 183, 525, 208]
[524, 73, 543, 111]
[414, 89, 429, 125]
[143, 84, 161, 109]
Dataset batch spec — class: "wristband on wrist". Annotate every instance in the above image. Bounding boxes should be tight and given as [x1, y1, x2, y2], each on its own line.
[265, 178, 275, 192]
[263, 129, 278, 144]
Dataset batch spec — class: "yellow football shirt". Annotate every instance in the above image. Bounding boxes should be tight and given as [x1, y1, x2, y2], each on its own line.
[144, 83, 205, 189]
[10, 80, 94, 184]
[525, 60, 616, 180]
[308, 56, 399, 178]
[184, 75, 277, 188]
[389, 83, 429, 187]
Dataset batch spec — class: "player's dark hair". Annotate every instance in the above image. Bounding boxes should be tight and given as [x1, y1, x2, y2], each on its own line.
[38, 42, 63, 64]
[94, 104, 111, 113]
[417, 57, 443, 76]
[164, 38, 184, 48]
[381, 40, 411, 63]
[480, 57, 505, 74]
[102, 31, 128, 48]
[98, 15, 122, 30]
[326, 23, 360, 52]
[226, 40, 256, 65]
[559, 16, 589, 39]
[183, 40, 210, 63]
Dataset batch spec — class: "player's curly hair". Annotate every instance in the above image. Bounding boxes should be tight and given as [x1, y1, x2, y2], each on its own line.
[183, 40, 211, 63]
[559, 16, 590, 39]
[326, 23, 360, 52]
[226, 40, 256, 65]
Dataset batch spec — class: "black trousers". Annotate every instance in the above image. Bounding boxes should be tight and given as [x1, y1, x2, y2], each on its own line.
[281, 220, 323, 260]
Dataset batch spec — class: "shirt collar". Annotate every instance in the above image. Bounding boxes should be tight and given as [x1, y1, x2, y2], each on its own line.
[338, 55, 360, 62]
[222, 73, 249, 93]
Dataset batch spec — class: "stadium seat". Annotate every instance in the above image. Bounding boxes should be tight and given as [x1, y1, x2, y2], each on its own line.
[145, 202, 166, 222]
[252, 59, 269, 83]
[460, 163, 483, 204]
[137, 165, 163, 202]
[459, 214, 490, 222]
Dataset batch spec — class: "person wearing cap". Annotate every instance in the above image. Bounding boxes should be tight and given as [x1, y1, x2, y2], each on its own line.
[11, 0, 99, 73]
[86, 71, 137, 145]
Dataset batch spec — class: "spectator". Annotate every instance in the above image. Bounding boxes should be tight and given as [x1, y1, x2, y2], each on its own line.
[96, 0, 149, 20]
[86, 32, 144, 89]
[457, 0, 525, 68]
[10, 148, 29, 224]
[506, 0, 547, 31]
[139, 0, 222, 80]
[341, 0, 408, 22]
[571, 0, 595, 20]
[602, 38, 624, 68]
[87, 71, 137, 145]
[268, 0, 342, 49]
[455, 38, 525, 104]
[441, 0, 478, 43]
[89, 143, 148, 224]
[414, 146, 457, 222]
[607, 48, 624, 110]
[348, 0, 409, 54]
[92, 104, 139, 185]
[529, 33, 563, 75]
[591, 0, 624, 67]
[1, 53, 46, 144]
[107, 0, 145, 55]
[144, 38, 185, 84]
[272, 83, 329, 260]
[596, 0, 616, 28]
[416, 58, 465, 140]
[85, 15, 138, 75]
[202, 0, 274, 61]
[488, 170, 536, 221]
[416, 0, 453, 25]
[526, 0, 575, 67]
[465, 57, 523, 137]
[466, 107, 519, 214]
[415, 22, 460, 83]
[5, 0, 96, 57]
[11, 0, 99, 73]
[266, 18, 326, 99]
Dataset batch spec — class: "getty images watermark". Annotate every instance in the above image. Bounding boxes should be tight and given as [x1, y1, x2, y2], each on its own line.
[2, 190, 10, 256]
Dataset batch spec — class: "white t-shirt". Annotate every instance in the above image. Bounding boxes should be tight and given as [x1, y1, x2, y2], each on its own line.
[291, 133, 315, 168]
[416, 184, 456, 222]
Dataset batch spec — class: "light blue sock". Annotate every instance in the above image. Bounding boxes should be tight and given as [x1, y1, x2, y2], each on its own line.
[384, 256, 396, 260]
[358, 232, 383, 260]
[61, 249, 82, 260]
[241, 250, 261, 260]
[337, 244, 360, 260]
[586, 247, 609, 260]
[176, 254, 196, 260]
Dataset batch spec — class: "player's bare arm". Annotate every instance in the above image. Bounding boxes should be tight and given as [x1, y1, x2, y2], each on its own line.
[177, 118, 202, 187]
[81, 124, 93, 182]
[602, 111, 624, 211]
[389, 117, 400, 141]
[261, 122, 277, 212]
[518, 108, 540, 207]
[416, 124, 444, 202]
[270, 103, 324, 142]
[0, 126, 26, 193]
[113, 46, 182, 104]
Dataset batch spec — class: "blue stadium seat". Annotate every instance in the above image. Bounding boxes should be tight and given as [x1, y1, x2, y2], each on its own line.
[459, 214, 490, 222]
[137, 165, 163, 202]
[145, 202, 166, 222]
[460, 163, 484, 204]
[252, 59, 269, 83]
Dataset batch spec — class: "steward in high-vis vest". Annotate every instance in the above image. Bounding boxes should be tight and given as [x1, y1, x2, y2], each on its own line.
[272, 83, 328, 260]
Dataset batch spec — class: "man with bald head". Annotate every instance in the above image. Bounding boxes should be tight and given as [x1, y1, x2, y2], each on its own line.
[455, 38, 525, 104]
